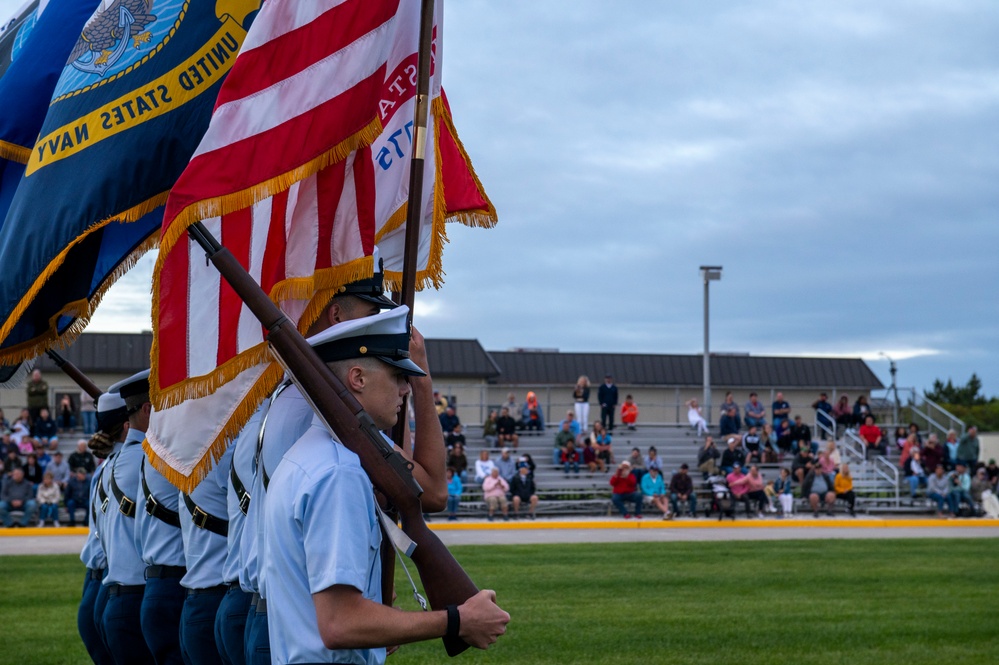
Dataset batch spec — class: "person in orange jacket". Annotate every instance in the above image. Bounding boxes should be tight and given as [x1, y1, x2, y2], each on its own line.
[620, 394, 639, 431]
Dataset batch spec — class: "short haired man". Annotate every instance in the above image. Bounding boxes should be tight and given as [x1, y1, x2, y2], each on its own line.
[0, 467, 36, 527]
[261, 307, 509, 663]
[509, 465, 538, 520]
[669, 464, 697, 517]
[744, 393, 766, 429]
[802, 466, 837, 517]
[610, 462, 642, 519]
[496, 407, 520, 449]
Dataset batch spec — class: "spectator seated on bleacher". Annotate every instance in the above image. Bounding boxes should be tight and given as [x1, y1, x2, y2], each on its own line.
[474, 449, 496, 483]
[509, 466, 538, 520]
[852, 395, 873, 426]
[775, 419, 795, 455]
[482, 468, 509, 521]
[970, 468, 990, 509]
[644, 447, 663, 474]
[561, 442, 581, 476]
[582, 439, 606, 474]
[3, 449, 22, 475]
[517, 454, 536, 478]
[0, 468, 37, 528]
[899, 433, 919, 470]
[921, 434, 945, 474]
[985, 459, 998, 490]
[482, 411, 499, 448]
[609, 462, 643, 519]
[790, 415, 811, 448]
[496, 407, 520, 450]
[743, 427, 762, 465]
[744, 393, 767, 429]
[34, 444, 51, 473]
[448, 443, 469, 483]
[36, 472, 61, 527]
[32, 408, 59, 451]
[763, 480, 777, 513]
[685, 399, 709, 436]
[495, 448, 517, 483]
[620, 395, 639, 431]
[22, 453, 43, 486]
[832, 395, 852, 433]
[816, 451, 836, 476]
[65, 468, 91, 527]
[726, 465, 752, 517]
[859, 416, 886, 458]
[697, 437, 720, 479]
[439, 406, 461, 437]
[719, 437, 745, 475]
[905, 450, 928, 500]
[626, 448, 646, 482]
[791, 443, 815, 484]
[553, 422, 576, 465]
[718, 392, 740, 423]
[949, 463, 975, 515]
[668, 463, 697, 518]
[433, 390, 448, 415]
[834, 463, 857, 516]
[640, 467, 670, 519]
[719, 407, 741, 437]
[558, 411, 581, 438]
[771, 392, 790, 431]
[801, 467, 836, 517]
[68, 440, 96, 474]
[775, 468, 794, 517]
[522, 392, 544, 433]
[446, 424, 466, 451]
[729, 465, 767, 518]
[956, 427, 981, 471]
[590, 422, 613, 466]
[446, 468, 462, 521]
[927, 464, 952, 517]
[47, 452, 70, 493]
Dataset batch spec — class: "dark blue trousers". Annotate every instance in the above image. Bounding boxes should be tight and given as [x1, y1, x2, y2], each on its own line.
[92, 579, 110, 653]
[181, 588, 226, 665]
[214, 587, 251, 665]
[78, 570, 114, 665]
[141, 576, 186, 665]
[243, 600, 270, 665]
[103, 586, 154, 665]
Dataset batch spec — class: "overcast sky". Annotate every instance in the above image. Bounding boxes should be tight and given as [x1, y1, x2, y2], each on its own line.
[4, 0, 997, 398]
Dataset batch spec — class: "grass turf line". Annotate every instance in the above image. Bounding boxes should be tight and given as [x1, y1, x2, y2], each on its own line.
[0, 539, 995, 664]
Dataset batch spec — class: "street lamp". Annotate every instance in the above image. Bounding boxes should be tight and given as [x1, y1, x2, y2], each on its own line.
[878, 352, 900, 425]
[700, 265, 722, 420]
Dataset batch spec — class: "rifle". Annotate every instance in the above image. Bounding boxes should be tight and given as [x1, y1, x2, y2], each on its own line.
[46, 349, 102, 400]
[187, 222, 475, 656]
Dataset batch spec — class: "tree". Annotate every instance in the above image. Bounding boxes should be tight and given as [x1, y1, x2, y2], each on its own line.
[925, 374, 988, 407]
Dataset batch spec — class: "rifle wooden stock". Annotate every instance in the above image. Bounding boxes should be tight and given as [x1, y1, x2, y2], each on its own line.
[46, 350, 102, 400]
[188, 222, 476, 656]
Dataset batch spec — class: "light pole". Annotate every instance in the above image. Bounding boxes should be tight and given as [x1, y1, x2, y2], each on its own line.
[878, 352, 900, 425]
[700, 266, 722, 420]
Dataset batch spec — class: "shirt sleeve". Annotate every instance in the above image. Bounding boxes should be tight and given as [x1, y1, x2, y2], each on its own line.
[299, 465, 379, 595]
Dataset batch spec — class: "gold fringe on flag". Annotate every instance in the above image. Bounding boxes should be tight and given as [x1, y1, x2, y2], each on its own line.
[433, 96, 498, 229]
[0, 193, 167, 366]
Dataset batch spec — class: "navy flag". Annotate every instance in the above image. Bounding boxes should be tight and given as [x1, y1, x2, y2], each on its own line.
[0, 0, 259, 364]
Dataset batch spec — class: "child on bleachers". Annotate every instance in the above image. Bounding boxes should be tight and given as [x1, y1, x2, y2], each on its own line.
[36, 472, 61, 527]
[763, 479, 778, 514]
[775, 467, 794, 518]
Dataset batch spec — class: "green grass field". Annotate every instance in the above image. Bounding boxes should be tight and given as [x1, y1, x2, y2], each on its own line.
[1, 539, 995, 664]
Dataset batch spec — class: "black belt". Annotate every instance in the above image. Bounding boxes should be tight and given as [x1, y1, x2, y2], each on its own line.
[227, 581, 242, 591]
[230, 463, 251, 516]
[142, 460, 180, 528]
[108, 584, 144, 596]
[182, 493, 229, 537]
[145, 565, 186, 579]
[88, 568, 105, 580]
[187, 585, 228, 596]
[250, 593, 266, 614]
[109, 467, 137, 518]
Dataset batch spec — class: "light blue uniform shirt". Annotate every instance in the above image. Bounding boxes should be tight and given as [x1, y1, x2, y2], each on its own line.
[102, 432, 146, 586]
[180, 443, 233, 589]
[135, 449, 185, 567]
[263, 417, 384, 665]
[244, 385, 314, 597]
[80, 461, 111, 570]
[222, 408, 261, 587]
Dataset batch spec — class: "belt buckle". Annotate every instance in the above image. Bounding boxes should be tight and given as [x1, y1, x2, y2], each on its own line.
[119, 495, 135, 516]
[238, 491, 251, 515]
[101, 496, 109, 513]
[145, 494, 159, 516]
[193, 506, 210, 529]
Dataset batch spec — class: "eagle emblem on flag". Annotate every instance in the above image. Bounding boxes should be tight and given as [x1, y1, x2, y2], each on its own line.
[68, 0, 158, 75]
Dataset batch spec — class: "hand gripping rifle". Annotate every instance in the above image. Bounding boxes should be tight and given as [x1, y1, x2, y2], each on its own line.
[46, 350, 103, 400]
[187, 223, 475, 656]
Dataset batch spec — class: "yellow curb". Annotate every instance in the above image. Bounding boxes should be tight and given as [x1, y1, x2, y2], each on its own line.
[428, 518, 999, 531]
[0, 526, 89, 537]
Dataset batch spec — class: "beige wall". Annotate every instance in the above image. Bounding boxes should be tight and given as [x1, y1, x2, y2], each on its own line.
[430, 380, 862, 428]
[980, 433, 999, 464]
[0, 371, 132, 417]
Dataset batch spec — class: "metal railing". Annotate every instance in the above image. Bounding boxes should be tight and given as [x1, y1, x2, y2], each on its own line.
[871, 387, 966, 440]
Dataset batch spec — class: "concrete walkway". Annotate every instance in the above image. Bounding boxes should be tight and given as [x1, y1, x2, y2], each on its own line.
[2, 517, 998, 555]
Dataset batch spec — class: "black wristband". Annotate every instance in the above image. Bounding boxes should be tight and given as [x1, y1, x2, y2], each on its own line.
[446, 604, 460, 642]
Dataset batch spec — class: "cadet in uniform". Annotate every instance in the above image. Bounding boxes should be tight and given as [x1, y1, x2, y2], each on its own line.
[237, 251, 449, 664]
[78, 391, 129, 665]
[134, 380, 187, 665]
[179, 442, 233, 665]
[262, 306, 509, 664]
[100, 372, 155, 664]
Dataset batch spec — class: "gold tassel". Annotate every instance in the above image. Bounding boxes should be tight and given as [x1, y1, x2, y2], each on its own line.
[0, 139, 30, 164]
[0, 196, 166, 365]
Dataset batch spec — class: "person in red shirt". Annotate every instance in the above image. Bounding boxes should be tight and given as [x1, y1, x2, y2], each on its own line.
[620, 395, 639, 431]
[609, 462, 642, 519]
[859, 415, 886, 458]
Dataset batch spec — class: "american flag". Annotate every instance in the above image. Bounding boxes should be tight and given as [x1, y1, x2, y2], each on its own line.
[146, 0, 496, 490]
